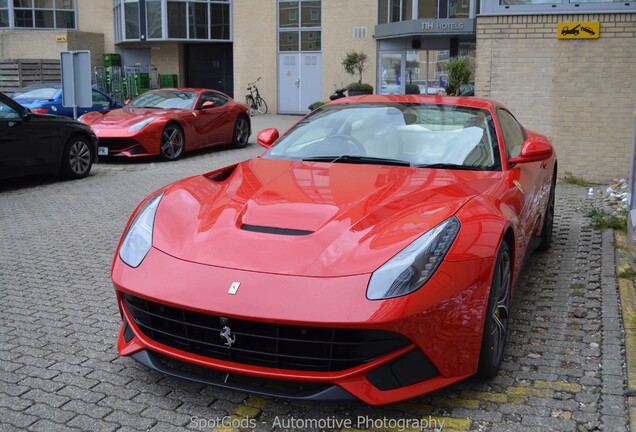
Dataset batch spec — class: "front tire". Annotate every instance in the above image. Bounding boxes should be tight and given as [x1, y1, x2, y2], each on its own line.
[160, 124, 184, 161]
[232, 116, 250, 148]
[256, 97, 268, 115]
[477, 241, 512, 378]
[60, 136, 94, 179]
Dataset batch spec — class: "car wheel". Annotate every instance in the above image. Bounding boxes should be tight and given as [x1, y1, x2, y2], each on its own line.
[537, 178, 556, 251]
[160, 124, 184, 161]
[477, 241, 511, 378]
[233, 116, 250, 148]
[60, 135, 94, 179]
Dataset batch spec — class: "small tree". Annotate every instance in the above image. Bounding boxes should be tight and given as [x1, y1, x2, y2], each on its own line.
[341, 51, 368, 84]
[445, 56, 472, 96]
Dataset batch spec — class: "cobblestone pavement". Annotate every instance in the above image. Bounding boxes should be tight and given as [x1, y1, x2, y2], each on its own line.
[0, 115, 630, 431]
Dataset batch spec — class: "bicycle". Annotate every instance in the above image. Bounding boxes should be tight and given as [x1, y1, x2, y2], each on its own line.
[245, 77, 268, 115]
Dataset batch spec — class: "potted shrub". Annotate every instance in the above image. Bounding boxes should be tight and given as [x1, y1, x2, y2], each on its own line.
[444, 56, 473, 96]
[342, 51, 374, 96]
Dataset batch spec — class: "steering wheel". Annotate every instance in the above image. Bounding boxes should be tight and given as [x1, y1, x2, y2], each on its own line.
[327, 134, 367, 156]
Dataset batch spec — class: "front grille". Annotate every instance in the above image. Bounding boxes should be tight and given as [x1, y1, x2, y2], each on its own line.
[122, 294, 411, 372]
[98, 138, 139, 151]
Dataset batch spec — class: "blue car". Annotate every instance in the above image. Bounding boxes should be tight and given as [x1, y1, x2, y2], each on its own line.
[11, 83, 122, 118]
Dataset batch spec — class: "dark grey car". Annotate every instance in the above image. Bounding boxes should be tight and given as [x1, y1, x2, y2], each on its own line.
[0, 91, 98, 181]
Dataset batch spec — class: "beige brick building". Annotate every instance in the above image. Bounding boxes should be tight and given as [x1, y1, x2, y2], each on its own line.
[0, 0, 113, 70]
[1, 0, 634, 180]
[475, 13, 636, 181]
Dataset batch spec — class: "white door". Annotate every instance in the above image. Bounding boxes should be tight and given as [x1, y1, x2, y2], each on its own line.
[278, 53, 300, 114]
[278, 53, 322, 114]
[299, 53, 322, 113]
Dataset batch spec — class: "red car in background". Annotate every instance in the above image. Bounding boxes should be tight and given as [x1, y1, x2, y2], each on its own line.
[112, 95, 556, 405]
[80, 88, 250, 160]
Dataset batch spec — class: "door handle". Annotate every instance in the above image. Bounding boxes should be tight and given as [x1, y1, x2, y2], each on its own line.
[295, 78, 300, 88]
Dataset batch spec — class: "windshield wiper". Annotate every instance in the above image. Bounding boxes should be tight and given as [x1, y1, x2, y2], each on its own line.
[302, 155, 411, 167]
[414, 163, 488, 170]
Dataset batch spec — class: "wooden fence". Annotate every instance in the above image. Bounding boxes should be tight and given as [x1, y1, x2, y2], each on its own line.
[0, 59, 61, 94]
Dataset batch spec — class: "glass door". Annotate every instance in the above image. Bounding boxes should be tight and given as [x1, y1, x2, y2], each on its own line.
[379, 52, 403, 95]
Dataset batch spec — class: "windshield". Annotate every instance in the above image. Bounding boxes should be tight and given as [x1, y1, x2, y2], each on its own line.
[263, 103, 501, 170]
[128, 90, 198, 110]
[12, 86, 59, 99]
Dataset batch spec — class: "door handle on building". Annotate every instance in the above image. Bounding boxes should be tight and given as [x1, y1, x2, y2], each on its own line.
[295, 78, 300, 88]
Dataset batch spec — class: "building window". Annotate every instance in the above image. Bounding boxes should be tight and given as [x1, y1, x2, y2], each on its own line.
[378, 0, 414, 23]
[146, 0, 162, 38]
[484, 0, 636, 13]
[116, 0, 231, 42]
[6, 0, 75, 28]
[0, 0, 8, 27]
[124, 1, 139, 39]
[278, 0, 321, 52]
[189, 1, 208, 39]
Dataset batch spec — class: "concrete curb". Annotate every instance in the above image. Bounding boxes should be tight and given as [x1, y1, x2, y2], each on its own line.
[614, 231, 636, 430]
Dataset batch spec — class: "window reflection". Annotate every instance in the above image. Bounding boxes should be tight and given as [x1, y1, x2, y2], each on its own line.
[167, 1, 186, 38]
[189, 2, 208, 39]
[278, 0, 321, 53]
[124, 1, 139, 39]
[146, 0, 161, 38]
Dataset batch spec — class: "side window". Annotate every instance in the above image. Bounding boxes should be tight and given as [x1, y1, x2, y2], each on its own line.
[198, 92, 228, 108]
[0, 101, 20, 119]
[497, 109, 525, 159]
[92, 90, 110, 106]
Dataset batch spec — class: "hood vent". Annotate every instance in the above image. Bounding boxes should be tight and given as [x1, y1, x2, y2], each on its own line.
[241, 224, 313, 236]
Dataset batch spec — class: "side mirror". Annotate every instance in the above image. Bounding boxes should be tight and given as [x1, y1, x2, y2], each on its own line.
[124, 99, 131, 105]
[257, 128, 279, 149]
[201, 101, 216, 109]
[508, 139, 553, 165]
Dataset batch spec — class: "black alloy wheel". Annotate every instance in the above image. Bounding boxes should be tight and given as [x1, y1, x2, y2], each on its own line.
[538, 178, 556, 251]
[160, 124, 184, 161]
[477, 241, 512, 378]
[60, 136, 93, 179]
[233, 116, 250, 148]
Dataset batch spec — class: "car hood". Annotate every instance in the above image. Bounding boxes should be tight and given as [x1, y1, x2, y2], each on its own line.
[151, 158, 502, 276]
[85, 107, 171, 128]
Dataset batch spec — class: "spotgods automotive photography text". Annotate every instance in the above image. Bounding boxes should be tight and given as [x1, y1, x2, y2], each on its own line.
[189, 414, 447, 431]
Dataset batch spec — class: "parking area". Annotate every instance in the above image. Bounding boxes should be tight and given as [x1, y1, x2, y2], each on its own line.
[0, 114, 629, 432]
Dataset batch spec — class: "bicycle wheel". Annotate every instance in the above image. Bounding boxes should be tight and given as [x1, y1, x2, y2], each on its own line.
[256, 97, 268, 115]
[246, 96, 256, 116]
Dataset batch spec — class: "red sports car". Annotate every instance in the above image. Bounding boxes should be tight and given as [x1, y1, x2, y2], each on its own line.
[113, 95, 556, 405]
[80, 88, 250, 160]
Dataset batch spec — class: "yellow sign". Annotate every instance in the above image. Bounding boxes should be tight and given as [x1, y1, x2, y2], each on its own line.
[56, 35, 67, 43]
[557, 22, 600, 39]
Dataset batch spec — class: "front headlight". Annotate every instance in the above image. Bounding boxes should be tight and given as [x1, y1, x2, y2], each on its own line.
[119, 193, 164, 268]
[128, 116, 157, 132]
[367, 216, 460, 300]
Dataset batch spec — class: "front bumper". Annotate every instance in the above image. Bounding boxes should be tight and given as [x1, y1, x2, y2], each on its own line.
[113, 247, 494, 405]
[94, 127, 162, 157]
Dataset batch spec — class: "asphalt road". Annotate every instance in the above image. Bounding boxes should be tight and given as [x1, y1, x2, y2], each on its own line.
[0, 114, 629, 431]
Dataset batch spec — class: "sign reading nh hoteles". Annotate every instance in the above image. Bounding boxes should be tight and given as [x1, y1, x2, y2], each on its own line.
[557, 22, 600, 40]
[375, 18, 476, 38]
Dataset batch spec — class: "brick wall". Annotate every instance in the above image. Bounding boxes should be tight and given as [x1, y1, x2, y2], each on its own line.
[233, 1, 278, 111]
[0, 30, 104, 69]
[234, 0, 377, 113]
[322, 0, 377, 99]
[476, 14, 636, 182]
[77, 0, 115, 53]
